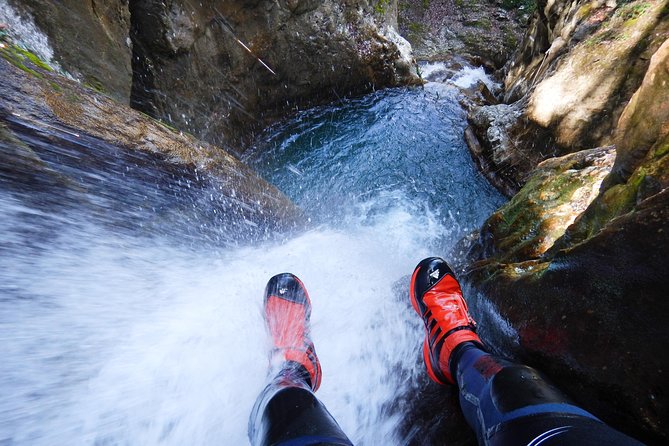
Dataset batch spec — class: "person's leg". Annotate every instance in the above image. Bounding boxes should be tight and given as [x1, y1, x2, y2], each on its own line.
[248, 273, 353, 446]
[452, 342, 643, 445]
[411, 257, 644, 446]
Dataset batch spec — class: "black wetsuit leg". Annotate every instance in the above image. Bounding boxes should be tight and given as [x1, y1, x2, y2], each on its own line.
[248, 364, 353, 446]
[452, 343, 644, 445]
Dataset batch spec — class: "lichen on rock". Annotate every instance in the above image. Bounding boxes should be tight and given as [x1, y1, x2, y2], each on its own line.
[475, 146, 615, 263]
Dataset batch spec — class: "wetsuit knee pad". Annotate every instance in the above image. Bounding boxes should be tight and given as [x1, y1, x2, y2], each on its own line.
[489, 364, 572, 413]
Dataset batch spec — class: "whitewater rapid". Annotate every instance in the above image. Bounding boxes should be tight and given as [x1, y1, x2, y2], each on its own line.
[1, 192, 447, 444]
[1, 76, 505, 444]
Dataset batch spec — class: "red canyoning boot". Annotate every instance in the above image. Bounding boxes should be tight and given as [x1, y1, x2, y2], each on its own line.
[264, 273, 322, 391]
[410, 257, 482, 385]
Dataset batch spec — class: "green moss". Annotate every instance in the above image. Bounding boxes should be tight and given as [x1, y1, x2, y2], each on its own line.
[585, 1, 653, 46]
[617, 1, 651, 21]
[84, 76, 106, 94]
[464, 18, 492, 31]
[65, 92, 81, 103]
[578, 171, 644, 239]
[577, 3, 594, 19]
[460, 32, 484, 48]
[1, 50, 40, 77]
[504, 30, 518, 48]
[49, 81, 63, 92]
[0, 43, 53, 78]
[374, 0, 391, 14]
[477, 18, 492, 31]
[654, 139, 669, 157]
[585, 28, 620, 46]
[22, 49, 52, 71]
[408, 22, 426, 34]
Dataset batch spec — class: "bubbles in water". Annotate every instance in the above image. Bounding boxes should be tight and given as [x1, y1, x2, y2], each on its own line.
[418, 61, 500, 92]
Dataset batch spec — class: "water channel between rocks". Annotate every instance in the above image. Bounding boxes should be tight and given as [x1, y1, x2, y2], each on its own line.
[1, 75, 506, 444]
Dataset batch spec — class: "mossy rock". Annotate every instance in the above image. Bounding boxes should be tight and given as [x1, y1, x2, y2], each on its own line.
[478, 147, 615, 263]
[0, 43, 53, 78]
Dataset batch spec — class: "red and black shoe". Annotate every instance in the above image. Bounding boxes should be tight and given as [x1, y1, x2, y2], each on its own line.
[410, 257, 482, 385]
[264, 273, 322, 392]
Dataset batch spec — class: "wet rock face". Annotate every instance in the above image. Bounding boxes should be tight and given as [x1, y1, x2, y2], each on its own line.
[129, 0, 419, 150]
[466, 187, 669, 444]
[7, 0, 133, 103]
[466, 101, 554, 196]
[0, 42, 305, 239]
[4, 0, 418, 150]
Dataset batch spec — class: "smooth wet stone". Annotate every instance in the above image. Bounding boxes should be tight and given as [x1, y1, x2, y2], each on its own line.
[0, 44, 305, 239]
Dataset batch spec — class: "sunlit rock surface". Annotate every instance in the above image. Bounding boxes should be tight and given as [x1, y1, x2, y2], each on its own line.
[603, 38, 669, 189]
[472, 146, 614, 263]
[468, 0, 669, 192]
[0, 43, 305, 240]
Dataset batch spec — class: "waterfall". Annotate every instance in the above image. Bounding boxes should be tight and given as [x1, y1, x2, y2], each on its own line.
[1, 73, 505, 444]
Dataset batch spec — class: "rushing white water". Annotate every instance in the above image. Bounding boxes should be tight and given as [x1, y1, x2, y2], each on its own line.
[1, 194, 442, 445]
[451, 66, 498, 90]
[1, 79, 505, 444]
[419, 61, 499, 91]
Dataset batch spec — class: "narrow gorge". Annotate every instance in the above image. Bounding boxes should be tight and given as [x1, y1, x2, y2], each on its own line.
[0, 0, 666, 445]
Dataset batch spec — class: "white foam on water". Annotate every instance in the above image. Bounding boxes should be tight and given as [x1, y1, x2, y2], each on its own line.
[0, 193, 440, 445]
[451, 66, 498, 90]
[419, 61, 450, 82]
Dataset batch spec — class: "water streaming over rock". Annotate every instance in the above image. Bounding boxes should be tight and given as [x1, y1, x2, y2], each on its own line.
[1, 80, 505, 444]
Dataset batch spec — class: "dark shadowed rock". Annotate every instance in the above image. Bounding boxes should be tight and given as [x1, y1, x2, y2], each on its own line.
[129, 0, 420, 150]
[3, 0, 419, 151]
[466, 186, 669, 444]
